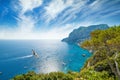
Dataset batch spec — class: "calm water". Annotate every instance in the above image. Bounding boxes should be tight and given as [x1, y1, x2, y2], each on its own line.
[0, 40, 91, 80]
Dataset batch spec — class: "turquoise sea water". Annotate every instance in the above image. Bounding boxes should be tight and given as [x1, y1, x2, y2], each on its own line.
[0, 40, 91, 80]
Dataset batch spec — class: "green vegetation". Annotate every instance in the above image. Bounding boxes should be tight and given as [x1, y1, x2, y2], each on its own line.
[12, 25, 120, 80]
[11, 71, 79, 80]
[81, 25, 120, 80]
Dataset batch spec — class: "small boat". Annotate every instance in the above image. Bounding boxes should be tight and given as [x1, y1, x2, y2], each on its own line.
[24, 66, 28, 69]
[82, 54, 86, 57]
[62, 62, 66, 66]
[32, 49, 39, 58]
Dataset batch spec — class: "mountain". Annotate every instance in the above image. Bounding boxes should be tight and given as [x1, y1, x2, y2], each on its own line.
[62, 24, 109, 43]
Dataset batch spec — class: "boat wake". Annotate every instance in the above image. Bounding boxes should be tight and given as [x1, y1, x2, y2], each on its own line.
[15, 55, 33, 60]
[1, 55, 33, 62]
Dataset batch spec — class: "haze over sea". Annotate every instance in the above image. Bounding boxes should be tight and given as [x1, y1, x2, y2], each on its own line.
[0, 40, 91, 80]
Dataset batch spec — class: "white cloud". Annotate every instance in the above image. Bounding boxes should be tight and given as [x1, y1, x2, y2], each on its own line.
[19, 0, 43, 14]
[15, 0, 43, 32]
[1, 0, 120, 40]
[80, 0, 120, 21]
[43, 0, 74, 23]
[0, 21, 98, 40]
[58, 0, 87, 25]
[0, 0, 44, 40]
[0, 23, 78, 39]
[0, 0, 76, 40]
[0, 0, 97, 40]
[17, 14, 35, 32]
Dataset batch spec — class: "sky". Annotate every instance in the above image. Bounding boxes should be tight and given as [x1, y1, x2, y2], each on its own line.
[0, 0, 120, 39]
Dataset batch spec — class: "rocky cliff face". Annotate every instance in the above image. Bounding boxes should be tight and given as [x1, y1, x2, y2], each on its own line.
[62, 24, 109, 43]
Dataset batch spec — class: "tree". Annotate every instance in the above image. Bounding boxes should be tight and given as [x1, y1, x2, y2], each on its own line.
[81, 26, 120, 79]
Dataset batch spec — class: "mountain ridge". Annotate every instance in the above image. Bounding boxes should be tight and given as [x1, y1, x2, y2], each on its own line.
[62, 24, 109, 43]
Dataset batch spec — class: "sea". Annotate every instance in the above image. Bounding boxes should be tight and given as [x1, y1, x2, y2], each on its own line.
[0, 40, 91, 80]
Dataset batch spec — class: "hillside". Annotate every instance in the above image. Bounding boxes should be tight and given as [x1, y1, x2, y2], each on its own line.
[62, 24, 109, 43]
[80, 25, 120, 80]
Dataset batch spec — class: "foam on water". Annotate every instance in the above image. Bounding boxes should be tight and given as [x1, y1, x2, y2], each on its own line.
[17, 55, 33, 59]
[1, 55, 33, 62]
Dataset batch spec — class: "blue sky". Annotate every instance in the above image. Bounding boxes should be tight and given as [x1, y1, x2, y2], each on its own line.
[0, 0, 120, 39]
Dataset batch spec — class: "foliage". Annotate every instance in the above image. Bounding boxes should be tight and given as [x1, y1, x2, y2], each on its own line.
[79, 67, 115, 80]
[81, 25, 120, 79]
[11, 71, 78, 80]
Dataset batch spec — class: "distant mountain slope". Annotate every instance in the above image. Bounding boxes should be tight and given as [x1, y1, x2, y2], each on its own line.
[62, 24, 109, 43]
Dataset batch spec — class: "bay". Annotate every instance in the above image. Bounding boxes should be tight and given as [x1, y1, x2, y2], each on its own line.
[0, 40, 91, 80]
